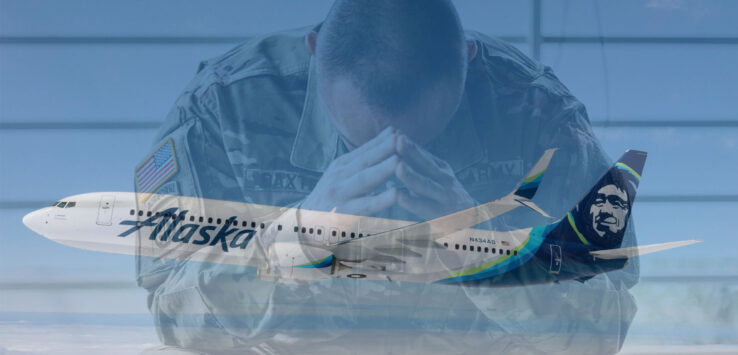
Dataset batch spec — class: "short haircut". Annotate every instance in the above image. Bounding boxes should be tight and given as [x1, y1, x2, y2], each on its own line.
[316, 0, 466, 115]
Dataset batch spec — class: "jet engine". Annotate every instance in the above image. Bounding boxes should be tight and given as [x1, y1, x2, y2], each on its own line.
[258, 242, 334, 283]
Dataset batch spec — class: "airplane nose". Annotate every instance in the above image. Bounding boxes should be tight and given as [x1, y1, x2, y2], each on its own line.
[23, 209, 45, 235]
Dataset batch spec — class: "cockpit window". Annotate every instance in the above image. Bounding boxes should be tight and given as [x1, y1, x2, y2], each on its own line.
[57, 202, 67, 208]
[51, 201, 60, 207]
[66, 202, 76, 208]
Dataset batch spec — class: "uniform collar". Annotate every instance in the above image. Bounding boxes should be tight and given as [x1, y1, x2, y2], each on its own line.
[289, 57, 339, 172]
[290, 57, 486, 173]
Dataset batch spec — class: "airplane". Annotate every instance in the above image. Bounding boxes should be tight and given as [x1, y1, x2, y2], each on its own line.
[22, 149, 700, 287]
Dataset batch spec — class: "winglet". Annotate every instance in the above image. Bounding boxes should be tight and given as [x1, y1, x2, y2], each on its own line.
[589, 240, 702, 260]
[513, 148, 557, 200]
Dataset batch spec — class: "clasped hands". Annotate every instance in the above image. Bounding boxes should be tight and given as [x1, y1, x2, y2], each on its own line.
[302, 127, 476, 220]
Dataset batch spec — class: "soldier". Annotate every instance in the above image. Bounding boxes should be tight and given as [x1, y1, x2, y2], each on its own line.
[138, 1, 638, 353]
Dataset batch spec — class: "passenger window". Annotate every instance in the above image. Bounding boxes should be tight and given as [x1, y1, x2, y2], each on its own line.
[342, 231, 346, 238]
[484, 247, 489, 253]
[491, 248, 495, 254]
[243, 221, 248, 227]
[129, 209, 135, 215]
[351, 232, 356, 238]
[217, 218, 222, 224]
[302, 227, 307, 233]
[462, 245, 467, 251]
[514, 250, 518, 256]
[147, 211, 152, 217]
[358, 233, 363, 238]
[278, 225, 282, 231]
[506, 250, 510, 255]
[199, 216, 204, 223]
[499, 249, 503, 255]
[455, 244, 459, 250]
[155, 212, 161, 217]
[443, 242, 448, 248]
[252, 222, 256, 228]
[294, 226, 299, 232]
[332, 230, 337, 237]
[208, 217, 213, 223]
[317, 229, 322, 235]
[138, 210, 143, 216]
[260, 223, 265, 229]
[477, 246, 481, 252]
[309, 228, 314, 234]
[189, 216, 194, 222]
[233, 220, 238, 226]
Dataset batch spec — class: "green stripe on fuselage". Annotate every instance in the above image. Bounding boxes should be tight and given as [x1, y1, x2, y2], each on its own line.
[443, 236, 532, 280]
[295, 255, 333, 268]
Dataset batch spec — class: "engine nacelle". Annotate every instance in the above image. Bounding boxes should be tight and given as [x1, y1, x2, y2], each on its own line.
[260, 242, 334, 283]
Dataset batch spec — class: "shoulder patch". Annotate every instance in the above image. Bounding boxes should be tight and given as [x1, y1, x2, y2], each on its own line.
[136, 138, 179, 197]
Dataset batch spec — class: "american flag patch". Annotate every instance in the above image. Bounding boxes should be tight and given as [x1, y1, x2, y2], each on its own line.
[501, 241, 510, 246]
[136, 139, 178, 194]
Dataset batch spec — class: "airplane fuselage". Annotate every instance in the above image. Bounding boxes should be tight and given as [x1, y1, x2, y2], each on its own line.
[23, 191, 625, 287]
[25, 150, 681, 288]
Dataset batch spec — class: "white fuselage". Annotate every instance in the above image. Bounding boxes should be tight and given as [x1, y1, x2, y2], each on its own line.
[23, 192, 532, 284]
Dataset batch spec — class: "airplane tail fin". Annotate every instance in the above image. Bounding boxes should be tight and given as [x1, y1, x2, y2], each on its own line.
[510, 148, 557, 218]
[563, 150, 647, 249]
[589, 240, 701, 259]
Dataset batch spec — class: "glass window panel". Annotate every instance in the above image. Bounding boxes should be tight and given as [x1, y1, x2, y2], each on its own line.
[1, 1, 527, 38]
[454, 1, 529, 38]
[0, 44, 231, 122]
[630, 203, 737, 277]
[540, 44, 738, 120]
[592, 127, 738, 195]
[0, 131, 153, 201]
[543, 0, 738, 37]
[0, 0, 333, 37]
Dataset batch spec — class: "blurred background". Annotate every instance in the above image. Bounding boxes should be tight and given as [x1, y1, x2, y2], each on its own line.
[1, 0, 736, 353]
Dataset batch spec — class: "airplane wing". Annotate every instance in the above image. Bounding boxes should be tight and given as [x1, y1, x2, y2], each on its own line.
[332, 149, 557, 256]
[589, 240, 702, 259]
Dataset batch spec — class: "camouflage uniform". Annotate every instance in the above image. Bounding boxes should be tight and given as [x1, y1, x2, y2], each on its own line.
[138, 25, 638, 354]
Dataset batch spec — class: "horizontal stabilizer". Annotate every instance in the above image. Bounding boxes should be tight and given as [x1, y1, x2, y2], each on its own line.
[515, 198, 552, 218]
[589, 240, 702, 260]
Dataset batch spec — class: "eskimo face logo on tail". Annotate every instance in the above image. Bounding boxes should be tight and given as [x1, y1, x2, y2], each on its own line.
[589, 184, 629, 239]
[572, 167, 638, 249]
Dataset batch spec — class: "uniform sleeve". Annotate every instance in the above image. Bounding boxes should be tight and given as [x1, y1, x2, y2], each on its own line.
[139, 75, 312, 351]
[535, 85, 639, 290]
[472, 74, 639, 353]
[461, 52, 639, 353]
[135, 79, 240, 288]
[528, 101, 639, 353]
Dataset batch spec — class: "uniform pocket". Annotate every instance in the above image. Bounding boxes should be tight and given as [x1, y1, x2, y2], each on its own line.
[155, 286, 240, 350]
